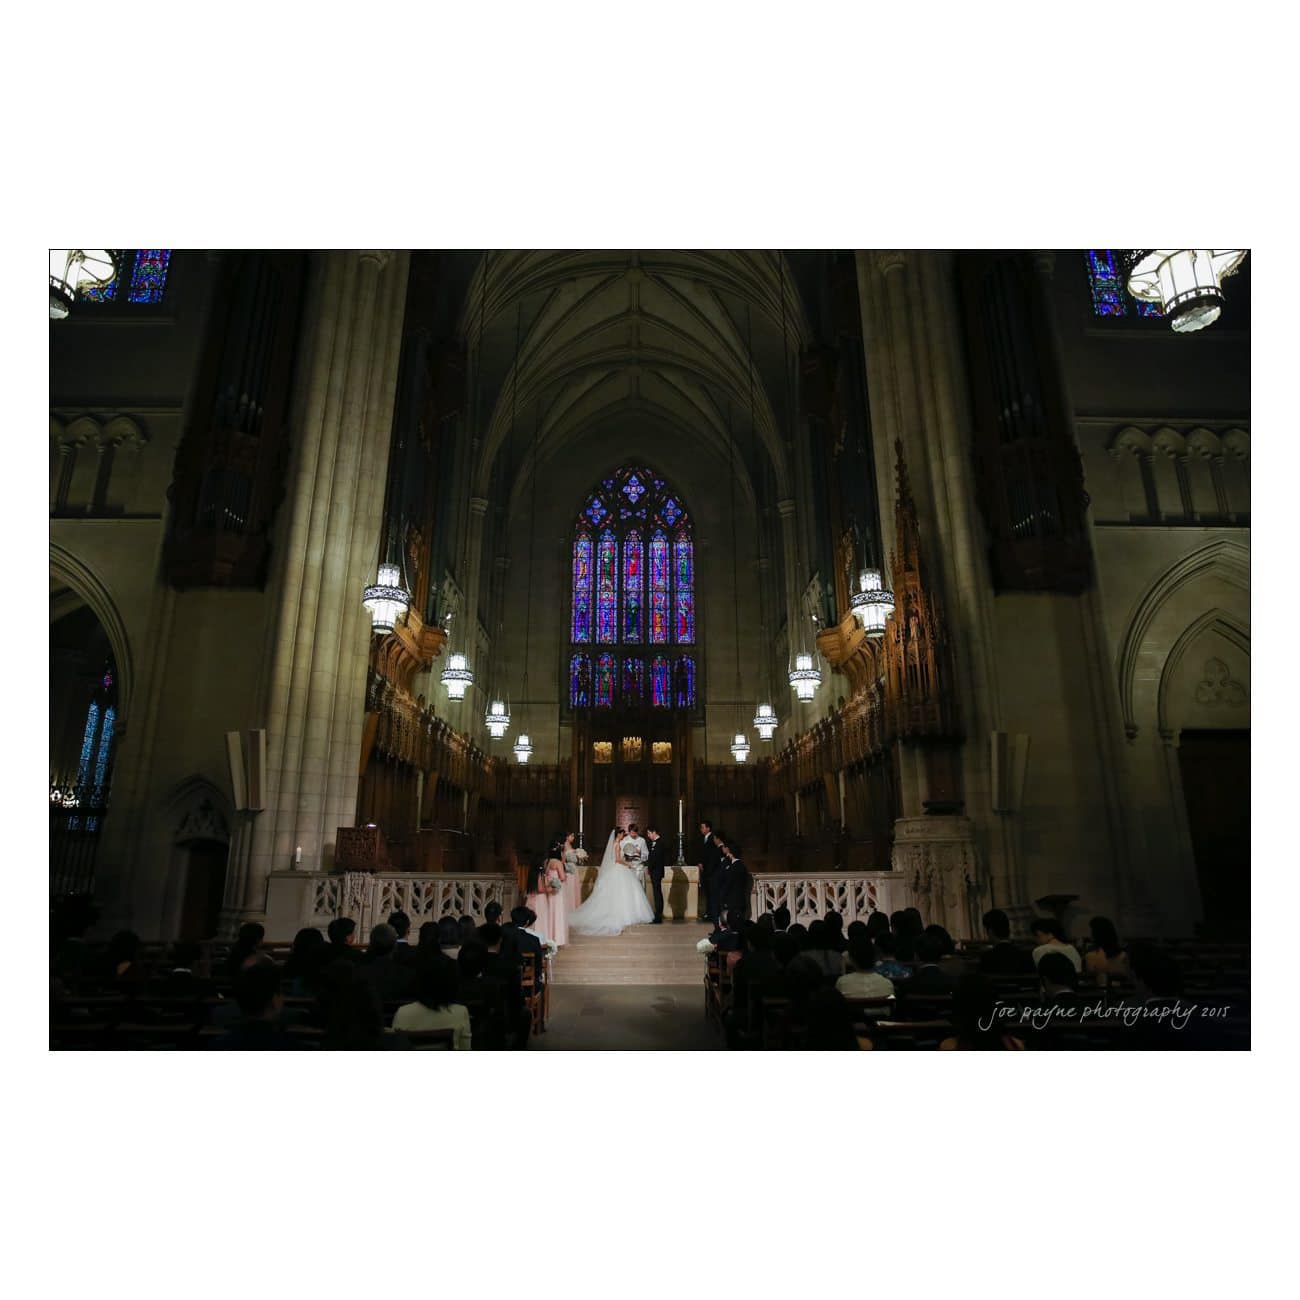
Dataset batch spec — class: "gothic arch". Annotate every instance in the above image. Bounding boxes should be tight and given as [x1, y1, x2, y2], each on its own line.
[165, 775, 233, 845]
[1157, 609, 1250, 736]
[1116, 539, 1250, 738]
[49, 541, 134, 728]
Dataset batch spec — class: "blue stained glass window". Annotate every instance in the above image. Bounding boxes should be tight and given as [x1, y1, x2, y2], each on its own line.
[622, 657, 644, 702]
[674, 534, 695, 643]
[623, 474, 646, 503]
[570, 654, 592, 707]
[1086, 250, 1164, 320]
[92, 707, 115, 796]
[596, 653, 616, 707]
[651, 656, 671, 708]
[649, 531, 669, 644]
[571, 532, 593, 642]
[584, 495, 610, 526]
[78, 250, 172, 305]
[675, 656, 696, 709]
[75, 701, 100, 790]
[661, 497, 682, 526]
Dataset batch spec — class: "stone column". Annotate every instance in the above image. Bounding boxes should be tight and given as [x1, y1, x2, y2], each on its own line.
[459, 495, 490, 734]
[226, 250, 409, 925]
[776, 496, 801, 668]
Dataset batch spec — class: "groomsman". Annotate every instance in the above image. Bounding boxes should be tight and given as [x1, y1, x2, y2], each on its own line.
[715, 833, 750, 929]
[698, 819, 723, 924]
[645, 826, 667, 923]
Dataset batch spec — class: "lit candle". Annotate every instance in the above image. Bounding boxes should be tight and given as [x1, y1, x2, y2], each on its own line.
[579, 796, 584, 834]
[295, 845, 302, 865]
[678, 796, 683, 835]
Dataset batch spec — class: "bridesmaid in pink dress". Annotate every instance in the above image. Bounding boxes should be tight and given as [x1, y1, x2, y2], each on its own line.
[523, 842, 570, 947]
[561, 831, 582, 916]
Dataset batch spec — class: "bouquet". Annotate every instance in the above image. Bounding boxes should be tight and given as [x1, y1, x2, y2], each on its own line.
[548, 876, 563, 894]
[542, 939, 559, 959]
[696, 938, 717, 955]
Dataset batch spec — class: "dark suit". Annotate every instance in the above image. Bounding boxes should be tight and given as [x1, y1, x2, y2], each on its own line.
[645, 837, 668, 919]
[503, 923, 544, 985]
[719, 856, 750, 928]
[979, 942, 1036, 975]
[700, 834, 723, 920]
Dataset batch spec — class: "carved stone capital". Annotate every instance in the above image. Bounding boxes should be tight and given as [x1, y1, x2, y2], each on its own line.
[358, 250, 391, 271]
[776, 497, 797, 519]
[873, 250, 908, 277]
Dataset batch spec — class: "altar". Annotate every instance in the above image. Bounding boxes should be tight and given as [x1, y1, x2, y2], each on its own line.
[578, 862, 703, 920]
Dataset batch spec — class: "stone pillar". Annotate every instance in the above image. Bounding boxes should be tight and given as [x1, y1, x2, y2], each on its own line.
[459, 495, 490, 734]
[226, 250, 410, 925]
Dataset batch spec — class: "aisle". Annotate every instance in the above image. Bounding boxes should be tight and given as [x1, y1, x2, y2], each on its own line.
[550, 917, 707, 986]
[534, 985, 721, 1051]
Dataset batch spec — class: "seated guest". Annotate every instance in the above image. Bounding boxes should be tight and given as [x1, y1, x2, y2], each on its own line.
[784, 953, 827, 1010]
[804, 987, 861, 1050]
[1083, 916, 1132, 986]
[1130, 944, 1185, 1001]
[210, 964, 299, 1050]
[714, 928, 744, 974]
[365, 923, 416, 1002]
[387, 911, 417, 967]
[925, 923, 973, 981]
[939, 975, 1026, 1051]
[103, 930, 147, 986]
[872, 933, 912, 982]
[1030, 918, 1083, 973]
[417, 921, 441, 953]
[756, 912, 776, 933]
[846, 921, 868, 942]
[784, 923, 809, 953]
[771, 913, 799, 967]
[393, 958, 472, 1049]
[282, 928, 328, 996]
[456, 915, 479, 950]
[899, 932, 956, 996]
[161, 941, 214, 999]
[437, 916, 462, 958]
[772, 906, 792, 934]
[823, 911, 847, 953]
[836, 935, 896, 1000]
[1038, 952, 1080, 1005]
[319, 961, 408, 1049]
[803, 920, 844, 980]
[484, 901, 505, 927]
[222, 922, 265, 979]
[326, 916, 362, 964]
[478, 923, 531, 1048]
[865, 910, 891, 943]
[978, 909, 1035, 975]
[731, 924, 784, 1038]
[504, 905, 545, 986]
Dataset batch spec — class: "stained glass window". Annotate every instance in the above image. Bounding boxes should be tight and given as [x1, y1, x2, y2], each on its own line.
[596, 530, 618, 643]
[571, 532, 593, 642]
[651, 656, 671, 708]
[596, 653, 616, 708]
[622, 530, 643, 642]
[570, 654, 592, 708]
[674, 533, 695, 643]
[570, 466, 696, 712]
[622, 657, 644, 702]
[92, 707, 115, 795]
[78, 250, 173, 305]
[675, 656, 696, 709]
[1086, 251, 1163, 319]
[75, 702, 100, 790]
[649, 530, 669, 644]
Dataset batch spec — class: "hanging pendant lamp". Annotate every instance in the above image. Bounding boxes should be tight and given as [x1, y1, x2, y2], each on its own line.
[50, 250, 119, 319]
[1123, 249, 1247, 334]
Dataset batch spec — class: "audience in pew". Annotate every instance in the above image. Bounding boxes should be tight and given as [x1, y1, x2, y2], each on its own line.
[979, 909, 1037, 975]
[223, 923, 265, 979]
[326, 916, 362, 964]
[836, 935, 895, 1000]
[1031, 918, 1083, 973]
[1083, 916, 1132, 986]
[210, 964, 300, 1051]
[393, 957, 472, 1049]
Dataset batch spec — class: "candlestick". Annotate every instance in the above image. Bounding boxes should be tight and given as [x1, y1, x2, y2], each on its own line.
[579, 796, 584, 834]
[294, 845, 302, 866]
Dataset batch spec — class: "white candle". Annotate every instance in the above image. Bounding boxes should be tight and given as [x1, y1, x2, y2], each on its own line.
[579, 796, 584, 833]
[295, 845, 302, 865]
[678, 797, 683, 834]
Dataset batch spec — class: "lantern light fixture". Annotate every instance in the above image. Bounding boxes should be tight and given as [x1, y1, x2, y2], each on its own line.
[362, 562, 411, 633]
[49, 249, 119, 320]
[730, 731, 751, 763]
[440, 651, 474, 700]
[753, 702, 778, 741]
[1123, 249, 1248, 334]
[512, 732, 533, 764]
[850, 567, 895, 638]
[789, 652, 822, 702]
[484, 698, 510, 739]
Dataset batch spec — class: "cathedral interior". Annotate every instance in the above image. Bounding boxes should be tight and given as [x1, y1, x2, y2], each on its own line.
[49, 248, 1250, 1047]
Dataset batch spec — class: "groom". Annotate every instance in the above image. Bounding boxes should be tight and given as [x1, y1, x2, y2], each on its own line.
[645, 826, 667, 923]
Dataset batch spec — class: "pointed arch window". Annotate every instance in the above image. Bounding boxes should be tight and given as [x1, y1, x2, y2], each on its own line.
[570, 653, 592, 708]
[568, 466, 699, 711]
[66, 668, 117, 832]
[78, 250, 173, 305]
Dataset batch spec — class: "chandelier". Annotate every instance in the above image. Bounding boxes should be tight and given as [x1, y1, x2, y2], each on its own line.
[484, 698, 510, 738]
[440, 651, 474, 700]
[850, 567, 895, 638]
[512, 732, 533, 764]
[789, 652, 821, 702]
[730, 731, 751, 763]
[362, 562, 410, 633]
[1123, 250, 1248, 334]
[753, 702, 778, 741]
[50, 250, 119, 320]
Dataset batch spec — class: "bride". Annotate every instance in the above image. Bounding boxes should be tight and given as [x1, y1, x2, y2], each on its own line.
[568, 828, 655, 937]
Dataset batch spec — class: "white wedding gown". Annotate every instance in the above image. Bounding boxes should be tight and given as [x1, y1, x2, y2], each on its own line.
[568, 830, 655, 937]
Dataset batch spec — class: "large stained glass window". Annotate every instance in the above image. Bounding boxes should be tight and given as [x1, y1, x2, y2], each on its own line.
[596, 653, 616, 708]
[569, 466, 698, 711]
[571, 532, 593, 642]
[75, 702, 100, 790]
[596, 529, 618, 643]
[79, 250, 173, 305]
[1086, 251, 1163, 320]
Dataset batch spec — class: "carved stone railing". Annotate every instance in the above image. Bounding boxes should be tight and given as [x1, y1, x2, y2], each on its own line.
[266, 870, 516, 943]
[750, 872, 914, 925]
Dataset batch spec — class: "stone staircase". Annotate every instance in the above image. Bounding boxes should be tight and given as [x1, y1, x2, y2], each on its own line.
[550, 919, 709, 986]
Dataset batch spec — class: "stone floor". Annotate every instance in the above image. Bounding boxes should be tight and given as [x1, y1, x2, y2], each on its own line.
[551, 916, 710, 986]
[533, 984, 721, 1051]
